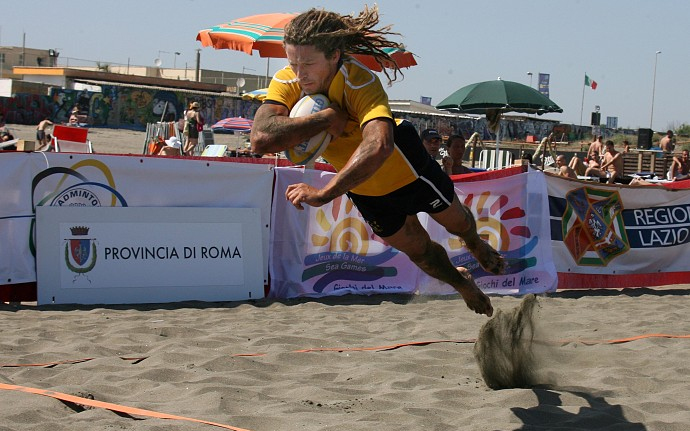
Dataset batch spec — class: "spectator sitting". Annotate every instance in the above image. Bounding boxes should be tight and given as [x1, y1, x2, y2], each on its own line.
[667, 149, 689, 181]
[158, 136, 182, 156]
[567, 154, 587, 176]
[442, 134, 472, 175]
[68, 112, 79, 126]
[556, 155, 577, 178]
[585, 140, 626, 183]
[1, 130, 16, 150]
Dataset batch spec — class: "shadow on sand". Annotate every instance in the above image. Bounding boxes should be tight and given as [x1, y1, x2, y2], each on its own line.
[512, 386, 646, 430]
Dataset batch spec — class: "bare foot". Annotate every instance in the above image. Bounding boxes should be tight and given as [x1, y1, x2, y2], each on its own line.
[467, 240, 505, 275]
[455, 267, 493, 317]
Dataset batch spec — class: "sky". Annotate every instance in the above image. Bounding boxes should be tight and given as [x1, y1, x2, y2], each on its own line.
[6, 0, 690, 131]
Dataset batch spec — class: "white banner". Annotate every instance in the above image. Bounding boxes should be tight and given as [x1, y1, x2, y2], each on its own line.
[547, 174, 690, 288]
[270, 168, 420, 298]
[270, 167, 557, 298]
[0, 152, 274, 290]
[421, 170, 558, 295]
[36, 207, 264, 305]
[0, 153, 41, 285]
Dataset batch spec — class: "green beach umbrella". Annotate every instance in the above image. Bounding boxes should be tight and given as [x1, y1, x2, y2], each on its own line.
[436, 79, 562, 115]
[437, 79, 562, 169]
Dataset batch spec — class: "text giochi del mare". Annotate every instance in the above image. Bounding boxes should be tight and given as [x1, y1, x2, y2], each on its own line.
[104, 246, 241, 260]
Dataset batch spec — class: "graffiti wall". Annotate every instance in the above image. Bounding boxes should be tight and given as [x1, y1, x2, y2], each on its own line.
[0, 93, 54, 125]
[0, 87, 260, 131]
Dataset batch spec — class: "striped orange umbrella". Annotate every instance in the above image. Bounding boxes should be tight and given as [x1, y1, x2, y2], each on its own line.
[196, 13, 416, 71]
[211, 117, 254, 132]
[196, 13, 295, 58]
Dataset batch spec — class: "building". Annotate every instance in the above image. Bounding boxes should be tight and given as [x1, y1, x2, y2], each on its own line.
[2, 45, 266, 97]
[0, 46, 59, 78]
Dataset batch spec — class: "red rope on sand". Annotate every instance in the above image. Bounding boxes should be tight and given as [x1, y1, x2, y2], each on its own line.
[230, 334, 690, 356]
[577, 333, 690, 346]
[2, 334, 689, 365]
[0, 383, 251, 431]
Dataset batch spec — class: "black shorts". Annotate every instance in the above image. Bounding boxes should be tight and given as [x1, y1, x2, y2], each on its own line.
[347, 161, 456, 238]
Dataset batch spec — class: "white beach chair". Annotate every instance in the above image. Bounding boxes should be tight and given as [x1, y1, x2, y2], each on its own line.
[478, 149, 513, 170]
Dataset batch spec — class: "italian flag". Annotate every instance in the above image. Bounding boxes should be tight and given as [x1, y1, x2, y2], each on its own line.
[585, 74, 598, 90]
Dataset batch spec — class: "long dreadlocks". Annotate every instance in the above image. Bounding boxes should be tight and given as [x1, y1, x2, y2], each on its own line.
[283, 5, 410, 85]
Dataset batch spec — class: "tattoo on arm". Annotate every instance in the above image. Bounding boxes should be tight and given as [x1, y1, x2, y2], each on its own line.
[320, 121, 393, 201]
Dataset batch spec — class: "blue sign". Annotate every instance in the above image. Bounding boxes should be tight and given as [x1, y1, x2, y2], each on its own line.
[538, 73, 550, 98]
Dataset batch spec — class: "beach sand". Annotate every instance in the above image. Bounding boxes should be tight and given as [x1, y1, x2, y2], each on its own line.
[5, 123, 247, 155]
[1, 287, 690, 430]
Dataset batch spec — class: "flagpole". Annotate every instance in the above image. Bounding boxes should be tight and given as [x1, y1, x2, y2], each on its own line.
[579, 73, 586, 127]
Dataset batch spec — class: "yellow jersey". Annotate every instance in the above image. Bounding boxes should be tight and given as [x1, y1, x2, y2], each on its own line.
[266, 57, 422, 196]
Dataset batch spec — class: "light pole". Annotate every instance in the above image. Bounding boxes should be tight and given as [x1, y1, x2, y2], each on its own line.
[174, 52, 180, 69]
[157, 50, 170, 65]
[242, 66, 256, 89]
[526, 72, 534, 118]
[650, 50, 661, 129]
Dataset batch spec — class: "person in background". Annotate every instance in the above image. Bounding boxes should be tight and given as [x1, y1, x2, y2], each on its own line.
[421, 128, 443, 161]
[159, 136, 183, 156]
[0, 130, 16, 150]
[585, 140, 625, 183]
[36, 117, 54, 150]
[250, 6, 504, 317]
[622, 140, 630, 153]
[68, 110, 79, 126]
[587, 135, 604, 160]
[556, 155, 577, 178]
[659, 130, 675, 153]
[443, 134, 471, 175]
[568, 154, 587, 176]
[668, 149, 689, 181]
[520, 151, 533, 165]
[183, 101, 203, 156]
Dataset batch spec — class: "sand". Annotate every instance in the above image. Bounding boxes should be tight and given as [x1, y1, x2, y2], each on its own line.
[2, 287, 690, 430]
[4, 123, 247, 155]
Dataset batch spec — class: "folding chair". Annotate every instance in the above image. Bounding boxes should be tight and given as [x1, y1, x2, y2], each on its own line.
[200, 145, 228, 157]
[52, 125, 93, 153]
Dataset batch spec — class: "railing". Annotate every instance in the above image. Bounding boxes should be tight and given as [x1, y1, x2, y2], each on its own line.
[622, 150, 674, 177]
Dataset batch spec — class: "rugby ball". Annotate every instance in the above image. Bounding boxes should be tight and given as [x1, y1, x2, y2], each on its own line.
[285, 94, 332, 165]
